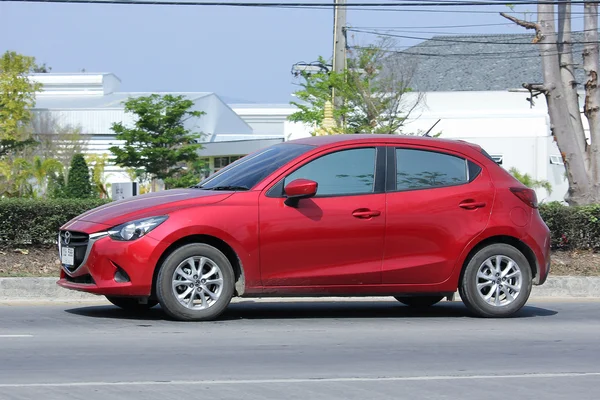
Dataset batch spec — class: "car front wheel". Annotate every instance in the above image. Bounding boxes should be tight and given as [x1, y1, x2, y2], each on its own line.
[156, 243, 235, 322]
[459, 243, 532, 318]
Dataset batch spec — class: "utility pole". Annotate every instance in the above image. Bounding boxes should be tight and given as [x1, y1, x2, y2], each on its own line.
[332, 0, 347, 125]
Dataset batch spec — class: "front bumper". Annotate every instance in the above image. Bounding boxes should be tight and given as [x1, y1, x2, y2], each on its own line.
[57, 225, 167, 297]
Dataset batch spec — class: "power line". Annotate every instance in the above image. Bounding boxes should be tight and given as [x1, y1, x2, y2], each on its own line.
[351, 28, 525, 35]
[0, 0, 598, 7]
[348, 28, 600, 45]
[349, 45, 587, 60]
[346, 26, 598, 37]
[350, 22, 524, 29]
[0, 0, 593, 15]
[348, 38, 588, 50]
[348, 18, 586, 30]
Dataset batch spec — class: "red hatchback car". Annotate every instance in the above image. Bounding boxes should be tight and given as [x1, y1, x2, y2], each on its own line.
[57, 134, 551, 321]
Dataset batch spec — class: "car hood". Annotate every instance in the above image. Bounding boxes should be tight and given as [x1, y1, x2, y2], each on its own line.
[62, 189, 234, 229]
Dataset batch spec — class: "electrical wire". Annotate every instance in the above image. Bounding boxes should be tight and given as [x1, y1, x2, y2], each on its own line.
[347, 21, 588, 34]
[350, 28, 530, 35]
[347, 28, 600, 45]
[350, 22, 523, 29]
[0, 0, 598, 8]
[348, 16, 586, 30]
[0, 0, 593, 15]
[349, 43, 589, 59]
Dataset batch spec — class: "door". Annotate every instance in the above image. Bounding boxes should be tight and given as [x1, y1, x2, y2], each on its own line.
[383, 146, 494, 285]
[259, 146, 386, 286]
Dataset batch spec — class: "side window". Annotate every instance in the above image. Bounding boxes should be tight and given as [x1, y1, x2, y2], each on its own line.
[396, 148, 468, 191]
[285, 148, 376, 196]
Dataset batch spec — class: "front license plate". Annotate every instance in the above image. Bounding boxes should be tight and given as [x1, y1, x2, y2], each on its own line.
[61, 247, 74, 265]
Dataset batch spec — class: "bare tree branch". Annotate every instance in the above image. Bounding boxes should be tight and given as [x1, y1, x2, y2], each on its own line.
[500, 12, 540, 31]
[523, 83, 548, 92]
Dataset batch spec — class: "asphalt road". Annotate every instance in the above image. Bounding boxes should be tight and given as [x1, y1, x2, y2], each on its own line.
[0, 298, 599, 400]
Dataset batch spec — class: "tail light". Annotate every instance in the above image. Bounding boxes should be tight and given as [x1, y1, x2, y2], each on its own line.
[510, 187, 538, 208]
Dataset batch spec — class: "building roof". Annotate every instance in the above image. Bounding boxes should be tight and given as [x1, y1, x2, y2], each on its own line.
[399, 33, 587, 92]
[34, 92, 213, 109]
[30, 73, 254, 137]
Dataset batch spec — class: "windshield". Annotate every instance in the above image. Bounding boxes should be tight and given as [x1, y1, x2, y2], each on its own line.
[195, 143, 314, 190]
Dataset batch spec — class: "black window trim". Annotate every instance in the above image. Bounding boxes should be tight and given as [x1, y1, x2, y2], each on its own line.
[266, 146, 387, 199]
[386, 146, 482, 193]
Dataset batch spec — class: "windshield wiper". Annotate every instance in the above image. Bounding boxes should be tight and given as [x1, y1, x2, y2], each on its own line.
[205, 185, 249, 191]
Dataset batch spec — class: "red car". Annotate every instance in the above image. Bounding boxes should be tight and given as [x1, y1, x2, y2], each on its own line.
[57, 134, 551, 321]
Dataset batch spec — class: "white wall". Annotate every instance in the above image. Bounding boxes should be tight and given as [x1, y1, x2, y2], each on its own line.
[397, 91, 567, 202]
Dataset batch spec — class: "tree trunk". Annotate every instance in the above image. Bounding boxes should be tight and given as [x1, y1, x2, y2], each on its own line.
[558, 1, 589, 167]
[537, 2, 592, 204]
[583, 0, 600, 198]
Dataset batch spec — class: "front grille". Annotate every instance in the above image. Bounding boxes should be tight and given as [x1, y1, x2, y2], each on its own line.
[59, 230, 89, 273]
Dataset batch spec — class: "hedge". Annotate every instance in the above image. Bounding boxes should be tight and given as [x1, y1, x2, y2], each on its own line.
[539, 202, 600, 251]
[0, 198, 110, 246]
[0, 198, 598, 251]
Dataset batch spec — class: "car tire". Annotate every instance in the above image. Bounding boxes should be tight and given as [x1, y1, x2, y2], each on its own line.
[394, 296, 444, 308]
[106, 296, 158, 311]
[459, 243, 532, 318]
[156, 243, 235, 322]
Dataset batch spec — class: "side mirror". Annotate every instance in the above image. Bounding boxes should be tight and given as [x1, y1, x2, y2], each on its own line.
[284, 178, 318, 207]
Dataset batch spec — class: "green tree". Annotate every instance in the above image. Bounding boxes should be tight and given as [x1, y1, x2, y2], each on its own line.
[65, 154, 93, 199]
[31, 156, 63, 197]
[0, 51, 42, 141]
[85, 153, 112, 198]
[0, 154, 64, 199]
[33, 62, 52, 73]
[289, 56, 352, 132]
[47, 170, 67, 199]
[289, 37, 423, 135]
[30, 112, 87, 168]
[0, 158, 34, 198]
[509, 167, 553, 195]
[163, 159, 208, 189]
[0, 138, 37, 158]
[109, 94, 205, 189]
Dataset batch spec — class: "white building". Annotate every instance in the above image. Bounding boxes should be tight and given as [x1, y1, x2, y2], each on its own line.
[30, 73, 289, 182]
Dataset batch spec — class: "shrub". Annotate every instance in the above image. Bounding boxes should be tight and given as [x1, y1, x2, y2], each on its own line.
[65, 154, 93, 199]
[539, 202, 600, 251]
[0, 198, 110, 246]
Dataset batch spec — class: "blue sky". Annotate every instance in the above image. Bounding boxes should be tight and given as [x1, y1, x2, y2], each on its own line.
[0, 1, 586, 103]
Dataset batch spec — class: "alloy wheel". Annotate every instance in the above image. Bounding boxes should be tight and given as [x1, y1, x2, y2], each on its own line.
[476, 255, 523, 307]
[171, 256, 224, 310]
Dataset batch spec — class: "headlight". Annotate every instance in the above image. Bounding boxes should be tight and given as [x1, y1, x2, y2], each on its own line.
[108, 216, 168, 241]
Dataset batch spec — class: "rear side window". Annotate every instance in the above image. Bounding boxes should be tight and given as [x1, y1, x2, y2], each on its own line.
[395, 148, 468, 191]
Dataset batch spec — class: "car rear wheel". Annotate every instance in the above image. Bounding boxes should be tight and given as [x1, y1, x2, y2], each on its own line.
[106, 296, 158, 312]
[459, 243, 532, 318]
[156, 243, 235, 322]
[394, 296, 444, 308]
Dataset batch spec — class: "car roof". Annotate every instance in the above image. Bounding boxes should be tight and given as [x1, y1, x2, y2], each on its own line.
[289, 134, 482, 153]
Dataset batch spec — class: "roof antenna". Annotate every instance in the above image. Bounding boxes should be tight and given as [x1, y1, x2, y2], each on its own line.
[422, 119, 441, 137]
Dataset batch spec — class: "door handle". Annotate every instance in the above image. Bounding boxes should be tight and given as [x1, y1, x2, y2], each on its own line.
[459, 201, 487, 210]
[352, 209, 381, 219]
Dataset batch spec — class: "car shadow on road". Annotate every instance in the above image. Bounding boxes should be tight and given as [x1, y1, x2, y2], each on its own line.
[64, 300, 558, 322]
